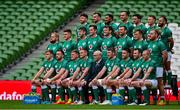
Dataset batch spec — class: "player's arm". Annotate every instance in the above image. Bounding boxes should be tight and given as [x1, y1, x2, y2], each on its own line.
[110, 67, 120, 78]
[71, 67, 81, 81]
[32, 67, 44, 80]
[162, 50, 168, 64]
[43, 68, 54, 79]
[107, 65, 119, 79]
[122, 69, 132, 79]
[118, 68, 130, 79]
[79, 67, 90, 81]
[93, 66, 106, 80]
[50, 68, 66, 82]
[142, 67, 153, 81]
[60, 70, 69, 80]
[131, 68, 141, 81]
[168, 38, 174, 51]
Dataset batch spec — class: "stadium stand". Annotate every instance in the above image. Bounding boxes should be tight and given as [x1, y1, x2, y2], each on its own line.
[1, 0, 180, 81]
[0, 0, 86, 79]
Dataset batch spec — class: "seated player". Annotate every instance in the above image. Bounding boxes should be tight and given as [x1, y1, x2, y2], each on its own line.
[121, 49, 143, 105]
[89, 48, 120, 105]
[45, 50, 68, 104]
[31, 50, 57, 104]
[105, 49, 133, 101]
[71, 49, 92, 104]
[60, 50, 80, 104]
[129, 50, 158, 105]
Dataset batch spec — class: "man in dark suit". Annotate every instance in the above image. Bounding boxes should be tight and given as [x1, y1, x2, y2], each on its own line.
[82, 50, 105, 104]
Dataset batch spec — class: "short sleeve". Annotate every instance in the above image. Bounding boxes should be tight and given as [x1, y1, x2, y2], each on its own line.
[159, 41, 167, 52]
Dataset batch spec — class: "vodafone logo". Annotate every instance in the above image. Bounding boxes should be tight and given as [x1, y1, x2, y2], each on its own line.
[0, 91, 23, 100]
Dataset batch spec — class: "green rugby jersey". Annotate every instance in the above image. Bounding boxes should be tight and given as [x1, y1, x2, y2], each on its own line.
[148, 40, 166, 66]
[105, 57, 120, 75]
[118, 21, 134, 38]
[131, 58, 144, 74]
[87, 35, 102, 60]
[140, 59, 156, 79]
[76, 22, 90, 38]
[116, 35, 133, 59]
[62, 39, 77, 61]
[118, 57, 133, 73]
[54, 59, 68, 74]
[132, 39, 148, 51]
[159, 26, 173, 51]
[47, 42, 62, 55]
[93, 21, 105, 36]
[41, 58, 57, 77]
[133, 23, 147, 39]
[77, 37, 88, 51]
[66, 59, 80, 77]
[101, 36, 117, 59]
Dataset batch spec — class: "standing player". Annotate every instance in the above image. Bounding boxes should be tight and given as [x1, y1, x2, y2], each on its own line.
[104, 14, 118, 33]
[89, 48, 120, 105]
[77, 27, 88, 51]
[129, 50, 158, 105]
[47, 32, 62, 55]
[45, 50, 68, 104]
[87, 25, 102, 60]
[132, 29, 148, 51]
[31, 50, 57, 104]
[101, 26, 117, 60]
[118, 11, 134, 38]
[62, 29, 77, 61]
[116, 26, 133, 60]
[148, 30, 168, 105]
[146, 15, 160, 41]
[158, 16, 174, 87]
[132, 14, 147, 39]
[76, 13, 90, 39]
[92, 12, 105, 36]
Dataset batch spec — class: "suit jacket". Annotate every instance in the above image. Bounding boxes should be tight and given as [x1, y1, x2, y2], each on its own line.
[84, 59, 105, 82]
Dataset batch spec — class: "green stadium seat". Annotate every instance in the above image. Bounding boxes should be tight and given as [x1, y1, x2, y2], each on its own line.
[167, 4, 176, 9]
[137, 1, 146, 5]
[156, 4, 165, 9]
[16, 1, 24, 5]
[0, 0, 88, 80]
[105, 1, 114, 6]
[133, 5, 144, 9]
[144, 4, 154, 9]
[148, 1, 158, 5]
[159, 1, 169, 5]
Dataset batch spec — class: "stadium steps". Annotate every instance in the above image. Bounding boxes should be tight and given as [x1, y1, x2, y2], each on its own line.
[0, 0, 105, 80]
[169, 23, 180, 79]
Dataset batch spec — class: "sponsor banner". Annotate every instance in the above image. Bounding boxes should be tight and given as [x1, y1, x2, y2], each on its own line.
[0, 80, 180, 100]
[0, 80, 41, 100]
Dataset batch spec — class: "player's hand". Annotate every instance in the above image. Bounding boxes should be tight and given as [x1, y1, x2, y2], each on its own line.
[69, 79, 73, 85]
[139, 80, 144, 86]
[116, 76, 120, 80]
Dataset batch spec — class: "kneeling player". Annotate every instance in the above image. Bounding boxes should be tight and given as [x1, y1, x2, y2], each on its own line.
[31, 50, 57, 104]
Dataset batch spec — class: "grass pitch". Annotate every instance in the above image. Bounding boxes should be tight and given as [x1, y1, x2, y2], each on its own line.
[0, 100, 180, 110]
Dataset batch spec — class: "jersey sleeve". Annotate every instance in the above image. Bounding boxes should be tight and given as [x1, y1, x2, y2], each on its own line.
[126, 60, 133, 68]
[159, 41, 167, 52]
[167, 28, 173, 39]
[62, 60, 68, 69]
[127, 37, 133, 48]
